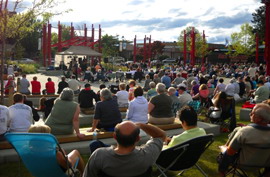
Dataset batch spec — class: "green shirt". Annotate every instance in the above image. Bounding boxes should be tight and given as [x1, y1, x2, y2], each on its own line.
[166, 127, 206, 149]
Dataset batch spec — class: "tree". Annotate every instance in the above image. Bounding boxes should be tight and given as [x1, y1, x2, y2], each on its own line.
[0, 0, 71, 104]
[228, 23, 255, 57]
[100, 34, 119, 58]
[251, 5, 265, 41]
[151, 41, 165, 59]
[177, 26, 208, 59]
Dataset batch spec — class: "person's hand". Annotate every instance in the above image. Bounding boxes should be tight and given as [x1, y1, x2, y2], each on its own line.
[219, 145, 227, 153]
[77, 133, 85, 140]
[87, 128, 94, 132]
[165, 137, 172, 144]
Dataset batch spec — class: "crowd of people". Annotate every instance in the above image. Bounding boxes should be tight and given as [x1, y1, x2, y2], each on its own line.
[1, 61, 270, 176]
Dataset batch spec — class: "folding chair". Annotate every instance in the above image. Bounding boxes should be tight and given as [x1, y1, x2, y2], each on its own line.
[5, 133, 80, 177]
[155, 134, 214, 177]
[225, 144, 270, 177]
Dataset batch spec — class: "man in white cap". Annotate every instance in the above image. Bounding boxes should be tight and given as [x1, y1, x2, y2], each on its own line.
[177, 83, 192, 109]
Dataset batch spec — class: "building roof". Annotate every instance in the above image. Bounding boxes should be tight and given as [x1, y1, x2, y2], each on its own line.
[57, 46, 102, 56]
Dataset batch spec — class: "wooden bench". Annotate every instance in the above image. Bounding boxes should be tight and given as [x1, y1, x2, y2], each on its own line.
[0, 121, 182, 150]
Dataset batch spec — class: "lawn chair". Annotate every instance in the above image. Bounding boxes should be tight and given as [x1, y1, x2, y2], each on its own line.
[5, 133, 80, 177]
[155, 134, 214, 177]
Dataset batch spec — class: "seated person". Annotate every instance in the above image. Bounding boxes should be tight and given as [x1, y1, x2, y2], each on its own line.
[96, 84, 106, 102]
[28, 125, 85, 175]
[218, 103, 270, 175]
[126, 86, 148, 123]
[164, 106, 206, 149]
[128, 80, 136, 101]
[45, 88, 85, 139]
[8, 93, 33, 132]
[0, 105, 9, 141]
[148, 83, 174, 125]
[143, 74, 151, 91]
[84, 121, 166, 176]
[147, 81, 158, 100]
[37, 97, 46, 112]
[253, 80, 270, 103]
[192, 84, 209, 100]
[78, 83, 98, 114]
[115, 83, 129, 107]
[190, 80, 199, 96]
[23, 95, 40, 122]
[44, 97, 56, 118]
[89, 88, 122, 132]
[168, 87, 181, 117]
[178, 84, 193, 109]
[207, 92, 228, 119]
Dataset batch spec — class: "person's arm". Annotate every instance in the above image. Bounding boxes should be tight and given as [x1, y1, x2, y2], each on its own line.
[90, 119, 100, 132]
[148, 102, 155, 113]
[73, 105, 85, 139]
[192, 93, 199, 99]
[126, 102, 134, 120]
[136, 123, 166, 141]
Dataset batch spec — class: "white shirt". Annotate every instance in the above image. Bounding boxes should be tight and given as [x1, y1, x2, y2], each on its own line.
[68, 79, 80, 91]
[248, 67, 256, 77]
[9, 103, 33, 132]
[0, 105, 9, 134]
[178, 92, 193, 108]
[225, 83, 235, 96]
[116, 90, 129, 107]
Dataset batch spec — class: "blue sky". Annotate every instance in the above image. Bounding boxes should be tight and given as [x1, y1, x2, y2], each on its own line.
[24, 0, 263, 44]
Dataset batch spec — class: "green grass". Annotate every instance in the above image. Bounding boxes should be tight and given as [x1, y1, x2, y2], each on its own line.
[0, 102, 254, 177]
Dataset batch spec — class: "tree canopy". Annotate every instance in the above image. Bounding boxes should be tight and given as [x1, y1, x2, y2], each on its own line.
[251, 5, 265, 41]
[100, 34, 119, 58]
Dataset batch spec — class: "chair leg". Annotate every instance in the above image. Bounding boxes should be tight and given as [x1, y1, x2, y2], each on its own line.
[177, 170, 185, 176]
[195, 164, 208, 177]
[155, 164, 168, 177]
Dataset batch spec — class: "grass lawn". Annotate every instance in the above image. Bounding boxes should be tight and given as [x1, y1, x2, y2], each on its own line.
[0, 102, 253, 177]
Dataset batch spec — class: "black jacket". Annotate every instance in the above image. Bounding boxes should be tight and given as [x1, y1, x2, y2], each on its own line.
[78, 89, 98, 108]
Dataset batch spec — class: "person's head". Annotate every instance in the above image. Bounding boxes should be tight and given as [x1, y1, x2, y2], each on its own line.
[47, 77, 52, 82]
[100, 88, 112, 101]
[39, 97, 47, 107]
[168, 87, 176, 96]
[145, 74, 150, 80]
[7, 75, 13, 80]
[84, 83, 91, 89]
[22, 74, 26, 78]
[28, 125, 51, 133]
[177, 84, 186, 94]
[179, 106, 198, 128]
[219, 78, 224, 83]
[156, 83, 166, 94]
[61, 76, 66, 82]
[129, 80, 136, 87]
[191, 80, 197, 86]
[250, 103, 270, 124]
[13, 93, 24, 103]
[99, 84, 106, 90]
[199, 84, 208, 90]
[71, 75, 76, 79]
[212, 75, 217, 79]
[257, 80, 264, 86]
[60, 88, 74, 101]
[149, 82, 156, 89]
[33, 76, 37, 81]
[154, 74, 158, 78]
[134, 86, 143, 97]
[113, 121, 140, 147]
[229, 78, 235, 84]
[119, 83, 126, 90]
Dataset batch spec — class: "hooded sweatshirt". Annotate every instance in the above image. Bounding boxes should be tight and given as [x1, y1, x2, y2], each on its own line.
[126, 96, 148, 123]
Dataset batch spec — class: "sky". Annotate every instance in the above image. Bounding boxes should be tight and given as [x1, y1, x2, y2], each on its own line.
[17, 0, 264, 44]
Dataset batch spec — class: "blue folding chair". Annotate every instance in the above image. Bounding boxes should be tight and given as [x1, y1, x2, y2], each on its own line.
[5, 133, 79, 177]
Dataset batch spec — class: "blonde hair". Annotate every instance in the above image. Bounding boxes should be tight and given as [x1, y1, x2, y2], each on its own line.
[28, 125, 51, 133]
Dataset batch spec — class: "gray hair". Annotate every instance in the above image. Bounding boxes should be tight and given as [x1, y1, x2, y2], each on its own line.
[191, 80, 197, 85]
[156, 83, 166, 94]
[60, 88, 74, 101]
[100, 88, 112, 100]
[149, 81, 156, 88]
[255, 103, 270, 122]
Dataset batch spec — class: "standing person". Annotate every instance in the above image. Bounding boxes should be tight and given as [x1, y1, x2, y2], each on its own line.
[8, 93, 33, 132]
[68, 75, 81, 94]
[126, 86, 148, 123]
[45, 77, 55, 95]
[83, 121, 166, 177]
[20, 74, 30, 95]
[45, 88, 85, 138]
[57, 76, 69, 94]
[115, 83, 129, 107]
[4, 75, 16, 95]
[31, 76, 41, 95]
[0, 105, 9, 141]
[78, 83, 98, 114]
[248, 64, 257, 78]
[89, 89, 122, 132]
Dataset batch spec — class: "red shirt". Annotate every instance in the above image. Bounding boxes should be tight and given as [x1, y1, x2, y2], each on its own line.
[45, 81, 55, 94]
[31, 80, 41, 94]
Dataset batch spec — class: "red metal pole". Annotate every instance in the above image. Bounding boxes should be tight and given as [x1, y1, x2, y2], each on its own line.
[143, 35, 147, 63]
[92, 24, 95, 48]
[98, 24, 101, 62]
[256, 33, 259, 65]
[71, 22, 74, 39]
[58, 21, 62, 52]
[148, 35, 151, 66]
[183, 30, 187, 65]
[47, 23, 52, 66]
[0, 0, 3, 11]
[133, 35, 137, 63]
[42, 24, 47, 67]
[264, 0, 270, 75]
[84, 24, 87, 46]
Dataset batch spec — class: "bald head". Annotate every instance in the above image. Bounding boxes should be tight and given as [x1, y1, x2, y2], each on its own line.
[253, 103, 270, 123]
[114, 121, 140, 147]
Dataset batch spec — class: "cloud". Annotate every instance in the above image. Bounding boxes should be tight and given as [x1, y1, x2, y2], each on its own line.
[201, 7, 215, 16]
[128, 0, 144, 5]
[202, 11, 252, 28]
[122, 11, 133, 14]
[168, 8, 187, 16]
[208, 36, 228, 44]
